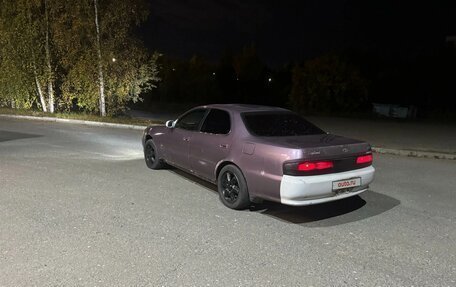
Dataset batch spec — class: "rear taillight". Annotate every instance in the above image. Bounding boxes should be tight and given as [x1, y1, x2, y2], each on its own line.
[284, 153, 373, 176]
[297, 161, 334, 171]
[356, 154, 373, 164]
[284, 160, 334, 176]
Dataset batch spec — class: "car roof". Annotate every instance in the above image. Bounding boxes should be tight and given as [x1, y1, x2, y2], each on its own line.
[197, 104, 289, 114]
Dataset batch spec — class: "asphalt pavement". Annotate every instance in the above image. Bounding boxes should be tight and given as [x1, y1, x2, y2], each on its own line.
[1, 117, 455, 286]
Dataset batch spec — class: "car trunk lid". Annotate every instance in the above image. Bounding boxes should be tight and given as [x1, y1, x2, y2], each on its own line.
[257, 134, 371, 159]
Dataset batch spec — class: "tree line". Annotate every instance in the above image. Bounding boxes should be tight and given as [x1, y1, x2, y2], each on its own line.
[141, 47, 371, 115]
[0, 0, 159, 116]
[142, 44, 456, 119]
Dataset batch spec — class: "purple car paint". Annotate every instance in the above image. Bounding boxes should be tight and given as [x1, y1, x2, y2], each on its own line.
[142, 104, 375, 210]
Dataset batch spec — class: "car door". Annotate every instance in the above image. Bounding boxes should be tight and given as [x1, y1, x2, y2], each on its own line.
[164, 108, 207, 170]
[189, 109, 232, 181]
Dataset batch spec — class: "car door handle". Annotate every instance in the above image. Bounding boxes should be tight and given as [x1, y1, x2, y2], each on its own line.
[219, 144, 228, 149]
[183, 137, 190, 142]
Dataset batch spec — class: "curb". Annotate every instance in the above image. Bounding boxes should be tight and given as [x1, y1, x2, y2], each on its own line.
[2, 113, 454, 160]
[372, 147, 456, 160]
[0, 114, 150, 130]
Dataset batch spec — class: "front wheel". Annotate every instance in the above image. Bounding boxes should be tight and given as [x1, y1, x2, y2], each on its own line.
[217, 165, 250, 210]
[144, 139, 164, 170]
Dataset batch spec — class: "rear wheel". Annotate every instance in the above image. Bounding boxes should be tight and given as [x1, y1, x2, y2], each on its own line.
[144, 139, 164, 169]
[217, 165, 250, 210]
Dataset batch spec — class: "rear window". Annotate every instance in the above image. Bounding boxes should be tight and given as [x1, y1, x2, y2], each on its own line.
[242, 112, 325, 137]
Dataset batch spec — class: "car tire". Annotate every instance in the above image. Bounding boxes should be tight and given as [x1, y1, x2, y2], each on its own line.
[217, 165, 250, 210]
[144, 139, 164, 170]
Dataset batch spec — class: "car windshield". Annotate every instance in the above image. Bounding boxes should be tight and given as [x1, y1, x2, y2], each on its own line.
[242, 112, 325, 137]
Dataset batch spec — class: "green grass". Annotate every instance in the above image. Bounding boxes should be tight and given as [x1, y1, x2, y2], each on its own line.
[0, 108, 164, 126]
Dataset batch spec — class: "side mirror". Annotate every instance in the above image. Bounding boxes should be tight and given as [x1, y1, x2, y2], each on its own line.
[165, 120, 175, 129]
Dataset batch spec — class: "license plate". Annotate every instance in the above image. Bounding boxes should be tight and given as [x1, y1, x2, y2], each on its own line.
[332, 177, 361, 190]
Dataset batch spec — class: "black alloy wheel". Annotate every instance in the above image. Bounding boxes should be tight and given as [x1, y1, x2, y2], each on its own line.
[144, 139, 164, 169]
[217, 165, 250, 210]
[221, 170, 240, 203]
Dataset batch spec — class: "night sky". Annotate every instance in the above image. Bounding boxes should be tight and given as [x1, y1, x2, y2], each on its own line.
[143, 0, 456, 65]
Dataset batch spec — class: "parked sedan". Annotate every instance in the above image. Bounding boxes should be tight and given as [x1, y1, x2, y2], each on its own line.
[142, 104, 375, 210]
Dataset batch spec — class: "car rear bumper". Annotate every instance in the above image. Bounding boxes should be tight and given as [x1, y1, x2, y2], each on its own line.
[279, 166, 375, 206]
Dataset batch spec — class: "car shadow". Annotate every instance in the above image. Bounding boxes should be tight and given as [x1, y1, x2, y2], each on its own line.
[251, 191, 400, 227]
[168, 167, 218, 193]
[167, 168, 400, 227]
[0, 130, 42, 143]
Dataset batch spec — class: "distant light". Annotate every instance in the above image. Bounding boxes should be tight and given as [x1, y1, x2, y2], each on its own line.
[172, 68, 176, 71]
[268, 77, 272, 82]
[112, 58, 116, 62]
[212, 72, 216, 76]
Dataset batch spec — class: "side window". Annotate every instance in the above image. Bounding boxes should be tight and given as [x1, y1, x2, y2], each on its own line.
[175, 109, 207, 131]
[201, 109, 231, 135]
